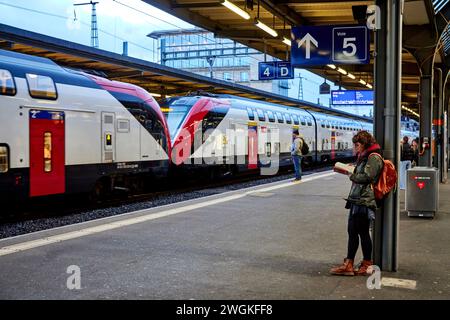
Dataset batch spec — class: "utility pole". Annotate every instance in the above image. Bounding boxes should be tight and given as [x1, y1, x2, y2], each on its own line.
[74, 1, 99, 48]
[206, 56, 216, 78]
[297, 73, 305, 100]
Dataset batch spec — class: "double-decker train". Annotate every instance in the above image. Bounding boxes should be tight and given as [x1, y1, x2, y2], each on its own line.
[0, 49, 170, 202]
[0, 49, 417, 202]
[163, 94, 371, 177]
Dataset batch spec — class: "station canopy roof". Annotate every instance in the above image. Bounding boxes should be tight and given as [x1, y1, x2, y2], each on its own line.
[0, 23, 371, 121]
[142, 0, 449, 117]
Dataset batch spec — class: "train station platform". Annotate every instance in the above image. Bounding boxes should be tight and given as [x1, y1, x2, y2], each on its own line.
[0, 171, 450, 300]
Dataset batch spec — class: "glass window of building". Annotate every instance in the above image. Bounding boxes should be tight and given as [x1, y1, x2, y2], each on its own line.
[223, 72, 232, 81]
[240, 72, 249, 82]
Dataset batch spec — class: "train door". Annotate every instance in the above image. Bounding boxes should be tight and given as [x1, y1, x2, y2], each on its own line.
[230, 123, 245, 165]
[29, 110, 65, 197]
[102, 112, 115, 163]
[248, 122, 258, 169]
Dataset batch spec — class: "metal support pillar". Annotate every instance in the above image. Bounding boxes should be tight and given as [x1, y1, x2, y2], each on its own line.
[434, 68, 444, 179]
[443, 80, 450, 182]
[419, 64, 433, 167]
[373, 0, 402, 272]
[441, 72, 449, 182]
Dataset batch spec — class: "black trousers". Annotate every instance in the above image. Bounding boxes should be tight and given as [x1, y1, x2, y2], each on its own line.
[346, 204, 372, 261]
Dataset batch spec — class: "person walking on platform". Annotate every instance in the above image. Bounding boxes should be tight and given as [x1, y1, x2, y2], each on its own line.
[291, 130, 303, 181]
[399, 136, 414, 189]
[330, 131, 383, 276]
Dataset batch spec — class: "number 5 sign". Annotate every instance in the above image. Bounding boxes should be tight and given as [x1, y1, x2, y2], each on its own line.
[332, 26, 368, 63]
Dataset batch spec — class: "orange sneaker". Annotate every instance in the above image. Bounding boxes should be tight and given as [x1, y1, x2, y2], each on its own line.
[354, 260, 373, 276]
[330, 259, 354, 276]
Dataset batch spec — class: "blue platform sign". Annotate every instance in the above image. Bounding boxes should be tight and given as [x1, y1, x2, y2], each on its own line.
[259, 61, 293, 80]
[276, 62, 293, 79]
[259, 62, 276, 80]
[291, 25, 369, 66]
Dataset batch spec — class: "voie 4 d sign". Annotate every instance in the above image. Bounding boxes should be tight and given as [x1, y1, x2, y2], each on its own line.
[291, 25, 370, 66]
[258, 61, 294, 80]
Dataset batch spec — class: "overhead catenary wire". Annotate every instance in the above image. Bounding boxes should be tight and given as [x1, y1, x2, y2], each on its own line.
[0, 0, 157, 55]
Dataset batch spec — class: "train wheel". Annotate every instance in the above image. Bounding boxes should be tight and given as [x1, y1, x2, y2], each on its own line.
[89, 178, 111, 203]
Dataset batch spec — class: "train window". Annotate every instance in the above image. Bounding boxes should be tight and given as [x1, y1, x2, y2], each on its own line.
[266, 111, 275, 122]
[285, 113, 292, 124]
[300, 116, 306, 126]
[246, 107, 255, 120]
[276, 112, 284, 123]
[292, 114, 299, 125]
[256, 109, 265, 121]
[0, 145, 8, 173]
[43, 132, 52, 172]
[26, 74, 57, 100]
[0, 69, 16, 96]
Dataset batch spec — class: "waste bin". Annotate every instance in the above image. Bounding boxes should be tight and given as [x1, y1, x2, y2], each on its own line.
[405, 167, 439, 218]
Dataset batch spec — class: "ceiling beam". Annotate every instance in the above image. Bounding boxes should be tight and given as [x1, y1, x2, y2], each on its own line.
[276, 0, 369, 3]
[260, 0, 308, 26]
[171, 2, 221, 8]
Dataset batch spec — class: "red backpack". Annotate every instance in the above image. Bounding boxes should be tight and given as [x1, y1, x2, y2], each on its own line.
[369, 153, 397, 200]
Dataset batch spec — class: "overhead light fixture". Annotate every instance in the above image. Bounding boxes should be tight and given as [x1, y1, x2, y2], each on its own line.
[327, 64, 336, 69]
[150, 93, 161, 97]
[337, 67, 347, 75]
[359, 79, 367, 85]
[222, 0, 250, 20]
[282, 37, 291, 46]
[347, 73, 356, 79]
[366, 83, 373, 89]
[255, 19, 278, 37]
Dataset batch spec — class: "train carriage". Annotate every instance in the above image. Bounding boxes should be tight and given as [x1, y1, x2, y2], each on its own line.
[0, 49, 171, 201]
[162, 94, 361, 175]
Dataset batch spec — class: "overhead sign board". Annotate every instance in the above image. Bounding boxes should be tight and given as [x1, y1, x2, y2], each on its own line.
[291, 25, 369, 66]
[259, 61, 294, 80]
[319, 82, 330, 94]
[331, 90, 373, 105]
[276, 62, 294, 79]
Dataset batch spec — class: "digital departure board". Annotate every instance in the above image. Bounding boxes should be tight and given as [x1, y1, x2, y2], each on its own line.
[331, 90, 373, 105]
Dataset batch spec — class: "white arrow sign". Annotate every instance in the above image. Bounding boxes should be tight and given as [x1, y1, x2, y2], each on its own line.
[296, 33, 318, 59]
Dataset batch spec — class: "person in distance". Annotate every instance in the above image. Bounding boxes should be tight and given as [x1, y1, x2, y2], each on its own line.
[291, 129, 303, 181]
[330, 131, 383, 276]
[399, 136, 414, 189]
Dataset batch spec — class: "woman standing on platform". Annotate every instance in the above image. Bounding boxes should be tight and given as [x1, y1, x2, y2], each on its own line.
[330, 131, 384, 276]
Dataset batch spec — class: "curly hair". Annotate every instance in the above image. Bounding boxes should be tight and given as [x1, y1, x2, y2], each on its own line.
[352, 130, 377, 148]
